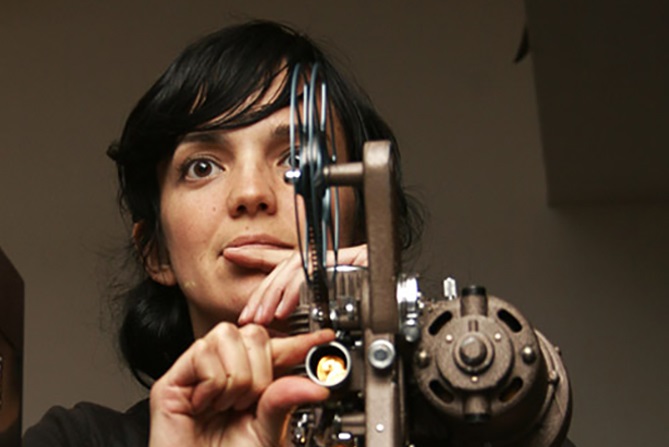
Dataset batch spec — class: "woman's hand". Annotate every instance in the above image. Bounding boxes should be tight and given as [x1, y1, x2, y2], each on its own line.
[149, 244, 365, 445]
[227, 244, 368, 326]
[149, 323, 335, 447]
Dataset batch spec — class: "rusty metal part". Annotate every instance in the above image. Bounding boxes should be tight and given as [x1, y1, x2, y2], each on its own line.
[364, 330, 403, 446]
[362, 141, 400, 335]
[324, 162, 364, 186]
[358, 141, 405, 446]
[328, 265, 366, 331]
[290, 266, 368, 445]
[295, 265, 368, 335]
[289, 133, 572, 445]
[412, 288, 571, 446]
[291, 141, 406, 446]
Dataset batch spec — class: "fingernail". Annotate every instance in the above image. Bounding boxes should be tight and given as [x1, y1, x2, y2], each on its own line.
[254, 304, 264, 322]
[239, 306, 250, 323]
[275, 299, 287, 318]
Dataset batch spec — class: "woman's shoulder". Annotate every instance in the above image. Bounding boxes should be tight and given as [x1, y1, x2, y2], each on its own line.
[23, 399, 149, 447]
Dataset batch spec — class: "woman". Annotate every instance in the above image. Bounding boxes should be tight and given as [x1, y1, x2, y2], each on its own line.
[24, 20, 421, 446]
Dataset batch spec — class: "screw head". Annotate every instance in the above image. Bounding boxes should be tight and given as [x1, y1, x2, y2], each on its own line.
[368, 339, 395, 370]
[415, 349, 431, 368]
[521, 345, 537, 364]
[401, 320, 421, 343]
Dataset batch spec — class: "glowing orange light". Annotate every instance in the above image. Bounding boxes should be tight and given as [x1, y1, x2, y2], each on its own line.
[316, 355, 347, 385]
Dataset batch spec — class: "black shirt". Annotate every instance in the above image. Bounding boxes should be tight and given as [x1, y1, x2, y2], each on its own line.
[24, 400, 575, 446]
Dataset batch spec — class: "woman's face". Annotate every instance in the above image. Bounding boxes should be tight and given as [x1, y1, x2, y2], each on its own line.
[146, 104, 356, 337]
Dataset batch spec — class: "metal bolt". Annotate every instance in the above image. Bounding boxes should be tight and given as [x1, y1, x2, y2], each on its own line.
[521, 345, 537, 364]
[375, 423, 385, 433]
[459, 335, 488, 367]
[416, 349, 431, 368]
[311, 308, 325, 322]
[445, 334, 454, 343]
[401, 320, 421, 343]
[494, 332, 502, 342]
[368, 340, 395, 370]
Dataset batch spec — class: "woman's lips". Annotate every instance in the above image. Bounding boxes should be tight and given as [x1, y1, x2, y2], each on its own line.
[222, 235, 295, 272]
[224, 234, 293, 250]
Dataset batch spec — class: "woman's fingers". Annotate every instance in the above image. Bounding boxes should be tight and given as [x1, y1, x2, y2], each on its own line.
[150, 324, 334, 447]
[152, 323, 255, 416]
[254, 376, 330, 445]
[237, 250, 302, 325]
[252, 253, 302, 324]
[270, 328, 335, 369]
[267, 245, 368, 322]
[188, 340, 229, 414]
[154, 323, 255, 416]
[152, 324, 333, 416]
[253, 329, 335, 444]
[228, 247, 297, 325]
[204, 324, 253, 412]
[236, 244, 370, 326]
[151, 338, 226, 418]
[230, 324, 273, 411]
[274, 273, 303, 319]
[326, 244, 368, 267]
[171, 338, 226, 414]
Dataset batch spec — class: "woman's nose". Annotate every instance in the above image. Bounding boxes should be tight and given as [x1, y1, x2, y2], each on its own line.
[226, 163, 278, 217]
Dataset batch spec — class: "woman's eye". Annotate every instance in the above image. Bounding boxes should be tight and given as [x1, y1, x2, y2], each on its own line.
[280, 149, 300, 168]
[183, 159, 222, 179]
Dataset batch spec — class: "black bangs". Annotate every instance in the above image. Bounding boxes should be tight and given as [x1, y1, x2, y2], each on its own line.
[156, 20, 320, 137]
[111, 21, 323, 166]
[190, 65, 292, 132]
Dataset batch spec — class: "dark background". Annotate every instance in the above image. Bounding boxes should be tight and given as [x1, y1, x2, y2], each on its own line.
[1, 1, 667, 445]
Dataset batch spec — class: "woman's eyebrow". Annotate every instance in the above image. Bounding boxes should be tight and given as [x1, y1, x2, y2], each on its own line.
[272, 124, 292, 139]
[180, 131, 227, 145]
[179, 124, 295, 147]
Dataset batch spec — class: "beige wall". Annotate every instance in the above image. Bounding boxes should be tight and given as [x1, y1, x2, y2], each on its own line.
[1, 1, 667, 445]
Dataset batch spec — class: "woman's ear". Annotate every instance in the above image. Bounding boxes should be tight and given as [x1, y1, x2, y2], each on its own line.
[132, 221, 177, 286]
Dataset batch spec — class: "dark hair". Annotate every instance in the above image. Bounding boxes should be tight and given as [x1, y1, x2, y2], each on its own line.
[108, 20, 423, 386]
